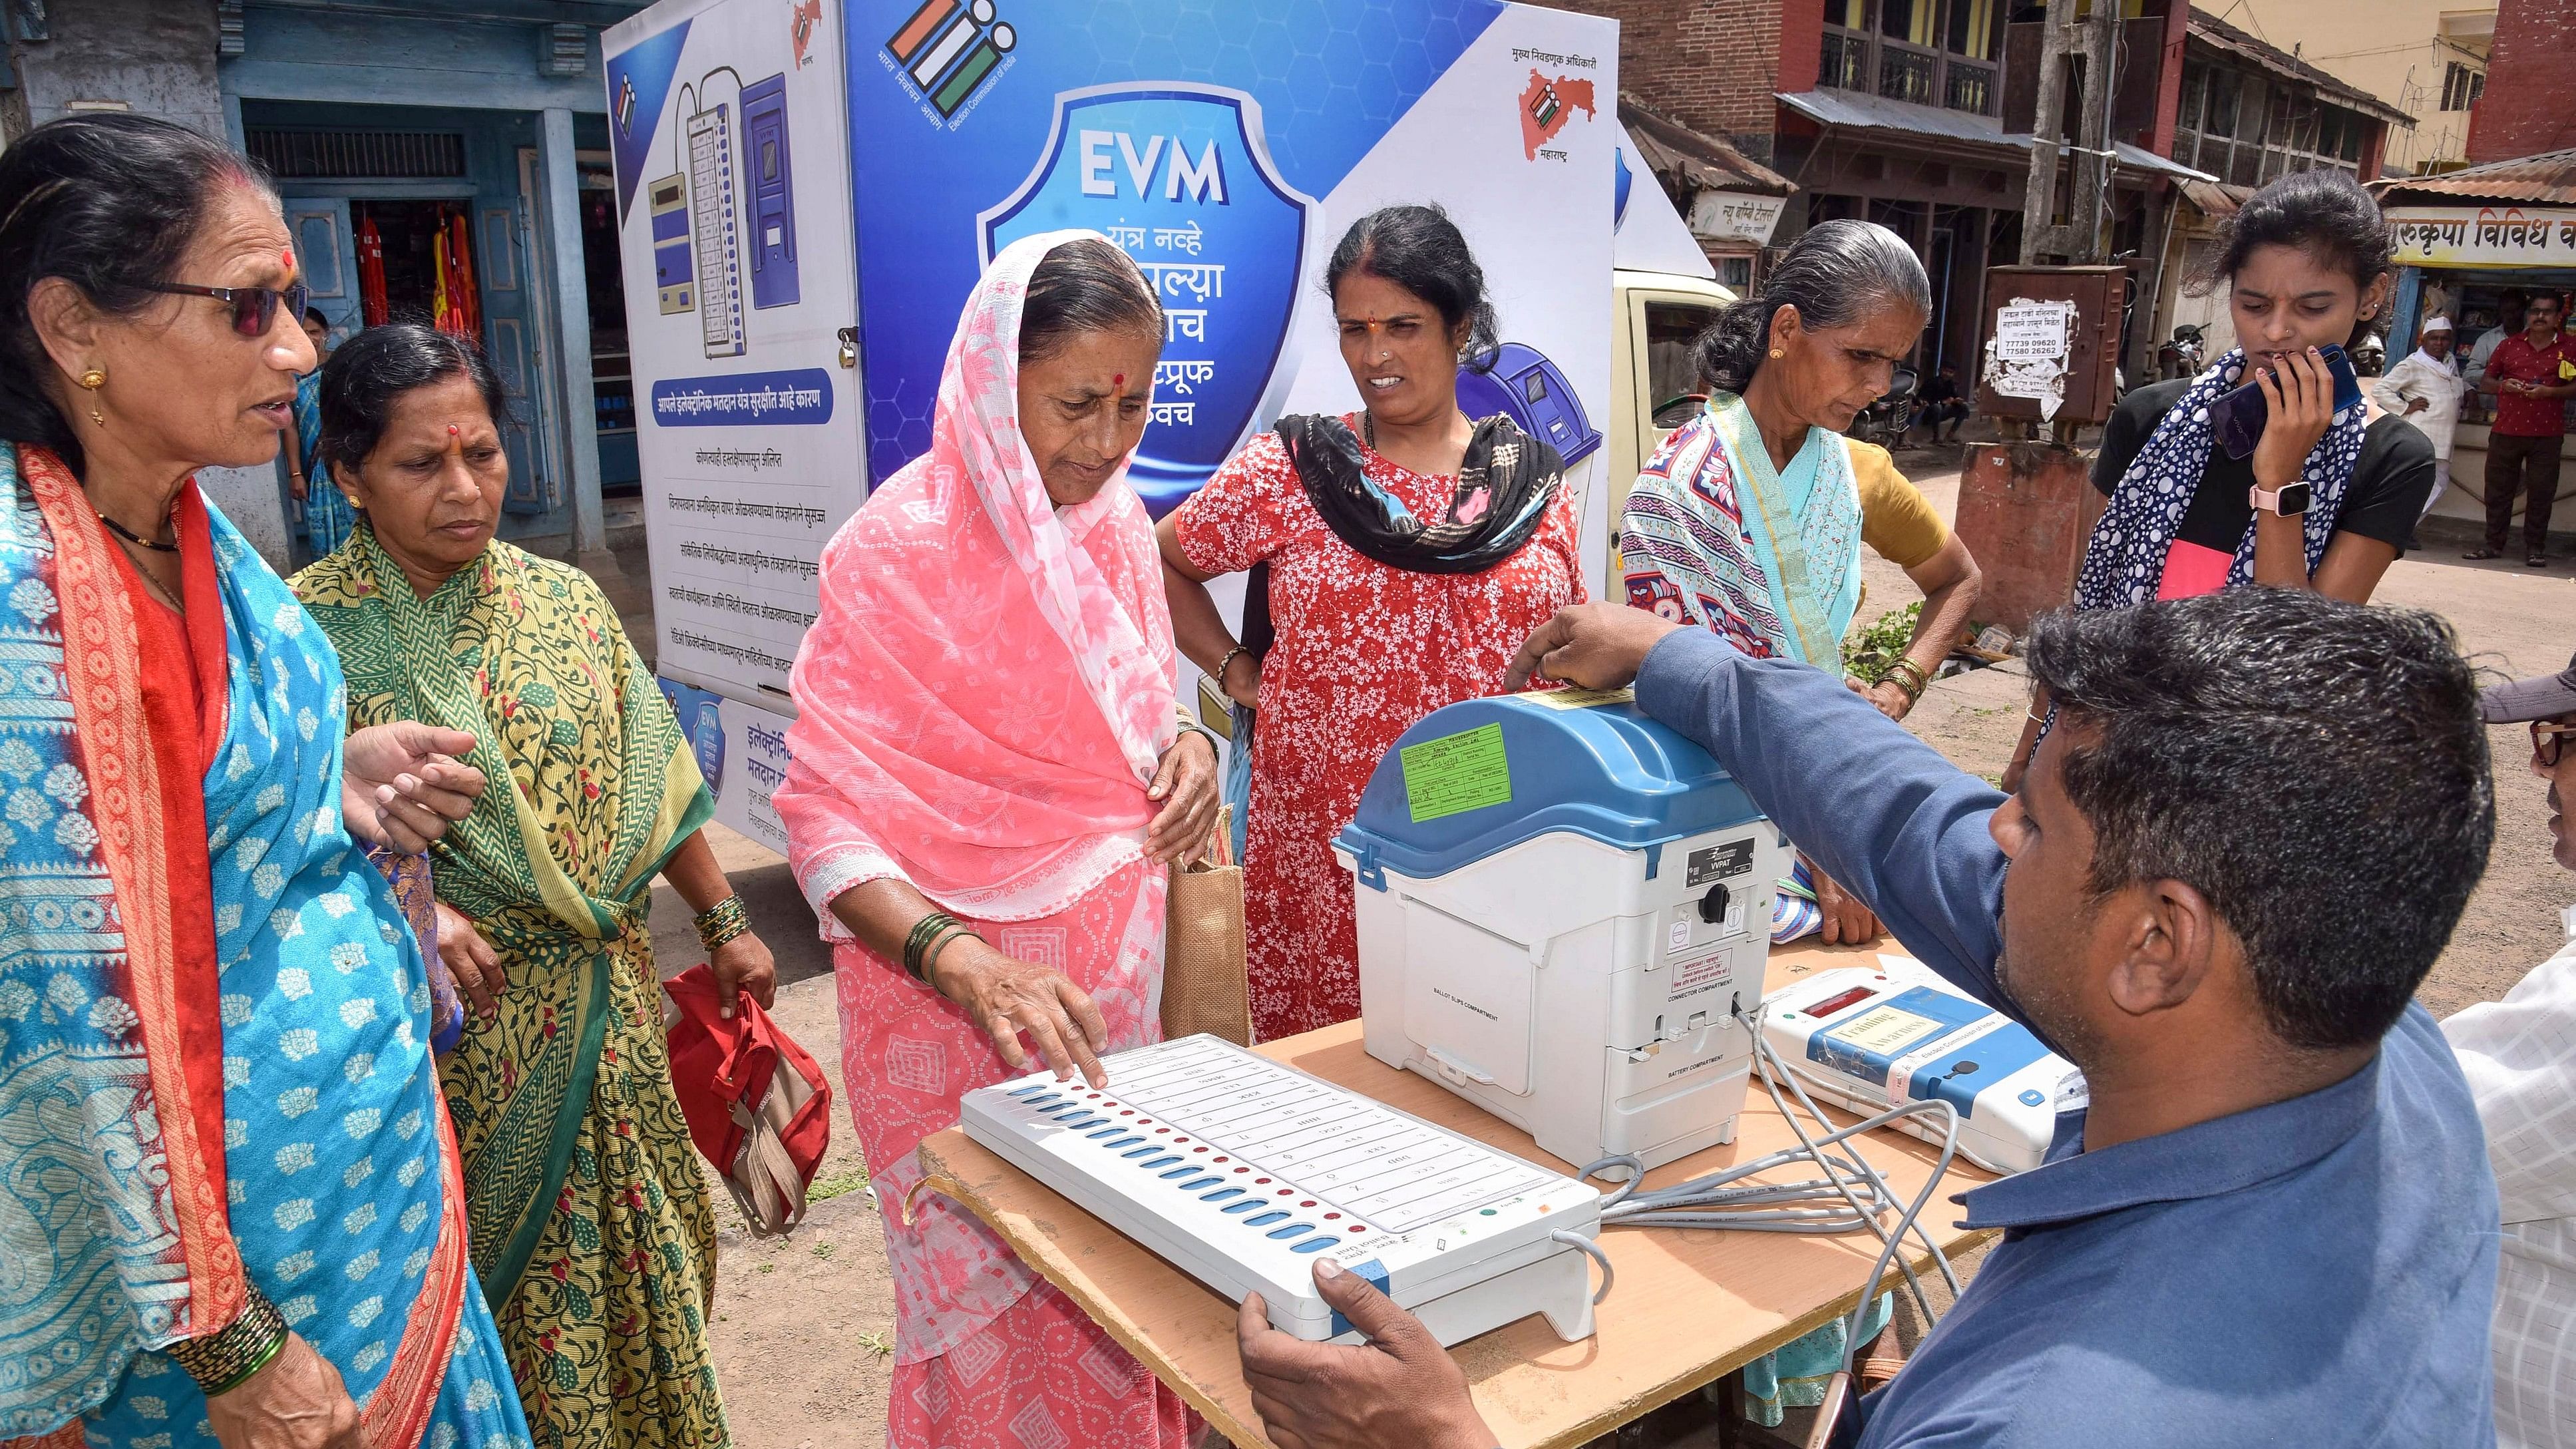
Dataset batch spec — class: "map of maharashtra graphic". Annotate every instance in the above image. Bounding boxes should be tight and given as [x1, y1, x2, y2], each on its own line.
[1519, 71, 1596, 159]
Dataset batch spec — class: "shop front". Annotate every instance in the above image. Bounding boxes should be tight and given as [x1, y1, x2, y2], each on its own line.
[2374, 156, 2576, 535]
[220, 2, 647, 567]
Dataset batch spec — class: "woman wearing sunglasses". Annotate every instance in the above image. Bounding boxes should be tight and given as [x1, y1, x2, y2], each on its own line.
[0, 114, 530, 1449]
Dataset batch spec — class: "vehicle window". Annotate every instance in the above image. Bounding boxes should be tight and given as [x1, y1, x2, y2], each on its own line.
[1644, 300, 1720, 419]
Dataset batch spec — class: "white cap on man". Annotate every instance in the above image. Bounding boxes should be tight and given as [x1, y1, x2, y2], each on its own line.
[2422, 315, 2454, 333]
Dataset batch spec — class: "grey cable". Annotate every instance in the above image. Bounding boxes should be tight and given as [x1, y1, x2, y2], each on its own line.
[1571, 1004, 1962, 1370]
[1549, 1229, 1615, 1305]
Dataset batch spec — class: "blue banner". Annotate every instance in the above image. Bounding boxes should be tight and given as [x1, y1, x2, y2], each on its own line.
[647, 367, 838, 427]
[845, 0, 1507, 497]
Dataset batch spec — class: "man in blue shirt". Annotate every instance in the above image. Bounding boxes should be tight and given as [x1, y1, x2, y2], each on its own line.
[1235, 588, 2500, 1448]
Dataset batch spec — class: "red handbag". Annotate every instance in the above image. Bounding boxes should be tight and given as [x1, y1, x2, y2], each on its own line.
[663, 964, 832, 1235]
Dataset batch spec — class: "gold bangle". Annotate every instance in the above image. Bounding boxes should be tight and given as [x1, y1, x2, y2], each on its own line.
[693, 894, 751, 952]
[166, 1286, 289, 1397]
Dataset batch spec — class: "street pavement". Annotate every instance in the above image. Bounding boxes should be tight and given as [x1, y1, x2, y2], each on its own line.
[624, 454, 2571, 1448]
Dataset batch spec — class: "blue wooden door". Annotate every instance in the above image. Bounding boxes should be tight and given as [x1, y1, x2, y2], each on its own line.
[484, 154, 556, 517]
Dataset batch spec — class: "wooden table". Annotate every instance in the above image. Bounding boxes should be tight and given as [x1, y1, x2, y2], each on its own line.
[915, 939, 1994, 1448]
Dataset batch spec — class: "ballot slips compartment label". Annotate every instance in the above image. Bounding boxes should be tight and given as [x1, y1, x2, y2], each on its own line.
[1401, 901, 1534, 1095]
[1686, 840, 1756, 887]
[1809, 986, 1990, 1088]
[1401, 724, 1512, 823]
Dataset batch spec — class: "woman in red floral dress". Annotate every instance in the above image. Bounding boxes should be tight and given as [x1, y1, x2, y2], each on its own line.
[1159, 206, 1587, 1041]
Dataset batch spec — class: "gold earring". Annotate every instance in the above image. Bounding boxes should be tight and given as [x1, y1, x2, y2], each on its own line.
[1769, 349, 1786, 358]
[77, 367, 105, 426]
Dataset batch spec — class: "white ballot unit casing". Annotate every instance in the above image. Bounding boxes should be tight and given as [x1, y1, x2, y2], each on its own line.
[960, 1035, 1602, 1346]
[1334, 688, 1791, 1175]
[1761, 958, 2081, 1175]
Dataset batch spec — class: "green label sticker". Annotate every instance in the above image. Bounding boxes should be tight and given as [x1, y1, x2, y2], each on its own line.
[1401, 723, 1512, 823]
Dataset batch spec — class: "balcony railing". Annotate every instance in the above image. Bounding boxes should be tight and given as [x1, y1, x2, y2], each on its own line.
[1821, 31, 1868, 91]
[1879, 45, 1935, 105]
[1944, 60, 1994, 116]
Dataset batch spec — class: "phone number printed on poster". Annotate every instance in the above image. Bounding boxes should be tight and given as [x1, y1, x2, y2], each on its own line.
[981, 84, 1320, 516]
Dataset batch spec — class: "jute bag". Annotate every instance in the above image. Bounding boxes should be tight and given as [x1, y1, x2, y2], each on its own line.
[1162, 805, 1250, 1045]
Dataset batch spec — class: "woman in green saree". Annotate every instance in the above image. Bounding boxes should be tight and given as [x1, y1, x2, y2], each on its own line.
[290, 324, 777, 1449]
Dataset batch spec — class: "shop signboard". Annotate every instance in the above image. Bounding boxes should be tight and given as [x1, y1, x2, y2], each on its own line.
[2388, 205, 2576, 270]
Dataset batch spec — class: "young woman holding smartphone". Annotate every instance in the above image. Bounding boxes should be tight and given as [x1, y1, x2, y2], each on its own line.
[2002, 168, 2435, 790]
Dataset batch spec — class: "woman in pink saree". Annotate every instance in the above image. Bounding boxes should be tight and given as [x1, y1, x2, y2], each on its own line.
[776, 231, 1220, 1447]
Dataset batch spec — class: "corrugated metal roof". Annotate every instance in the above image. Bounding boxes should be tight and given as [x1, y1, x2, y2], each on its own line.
[2185, 9, 2416, 129]
[1619, 95, 1796, 197]
[2179, 178, 2255, 217]
[1774, 89, 2218, 183]
[2371, 148, 2576, 207]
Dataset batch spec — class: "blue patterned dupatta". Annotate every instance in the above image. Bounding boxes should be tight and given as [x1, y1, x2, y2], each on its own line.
[2073, 347, 2366, 609]
[1619, 391, 1863, 666]
[0, 444, 527, 1449]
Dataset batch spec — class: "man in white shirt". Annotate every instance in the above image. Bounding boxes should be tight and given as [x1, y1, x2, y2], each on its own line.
[2372, 316, 2464, 520]
[2444, 652, 2576, 1449]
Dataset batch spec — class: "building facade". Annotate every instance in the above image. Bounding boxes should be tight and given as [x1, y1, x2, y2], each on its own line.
[2213, 0, 2491, 177]
[2469, 0, 2576, 164]
[0, 0, 645, 574]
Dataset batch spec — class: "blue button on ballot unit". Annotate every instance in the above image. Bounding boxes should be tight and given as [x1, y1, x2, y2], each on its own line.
[1335, 690, 1791, 1174]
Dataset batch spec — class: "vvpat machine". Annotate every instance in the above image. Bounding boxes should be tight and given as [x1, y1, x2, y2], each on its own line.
[1334, 690, 1791, 1174]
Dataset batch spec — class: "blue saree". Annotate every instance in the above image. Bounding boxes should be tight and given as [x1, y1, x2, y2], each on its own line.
[0, 443, 527, 1449]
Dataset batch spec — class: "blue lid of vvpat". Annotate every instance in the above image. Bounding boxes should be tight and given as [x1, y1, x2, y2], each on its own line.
[1334, 692, 1764, 887]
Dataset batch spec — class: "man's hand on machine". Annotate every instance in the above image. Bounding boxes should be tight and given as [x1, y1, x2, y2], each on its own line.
[1506, 603, 1681, 692]
[1237, 1260, 1498, 1449]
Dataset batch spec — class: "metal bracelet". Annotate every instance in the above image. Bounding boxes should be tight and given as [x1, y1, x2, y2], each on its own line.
[1211, 644, 1251, 694]
[166, 1285, 289, 1398]
[693, 894, 752, 952]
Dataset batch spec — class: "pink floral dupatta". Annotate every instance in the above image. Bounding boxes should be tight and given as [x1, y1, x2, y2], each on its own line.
[781, 230, 1178, 925]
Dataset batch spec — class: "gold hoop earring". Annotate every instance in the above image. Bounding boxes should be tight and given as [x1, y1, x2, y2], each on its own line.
[77, 367, 106, 426]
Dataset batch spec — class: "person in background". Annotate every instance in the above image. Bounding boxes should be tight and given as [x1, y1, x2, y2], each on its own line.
[1234, 588, 2500, 1449]
[285, 303, 356, 560]
[293, 322, 777, 1449]
[2002, 168, 2432, 791]
[778, 232, 1217, 1448]
[2368, 314, 2464, 524]
[1619, 222, 1976, 1416]
[1909, 362, 1968, 444]
[2469, 290, 2573, 568]
[2465, 290, 2527, 412]
[1622, 217, 1983, 960]
[0, 112, 525, 1449]
[1159, 204, 1585, 1041]
[2442, 652, 2576, 1449]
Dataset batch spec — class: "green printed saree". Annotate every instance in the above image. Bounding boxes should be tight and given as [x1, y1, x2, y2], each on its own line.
[294, 528, 725, 1449]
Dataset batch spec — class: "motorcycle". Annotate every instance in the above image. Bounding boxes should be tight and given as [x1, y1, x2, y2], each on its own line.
[1846, 364, 1920, 448]
[2157, 324, 2207, 383]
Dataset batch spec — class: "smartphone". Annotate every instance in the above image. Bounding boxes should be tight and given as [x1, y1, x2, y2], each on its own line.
[2208, 344, 2365, 461]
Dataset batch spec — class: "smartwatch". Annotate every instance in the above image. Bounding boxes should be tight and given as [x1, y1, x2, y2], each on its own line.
[2250, 480, 2312, 517]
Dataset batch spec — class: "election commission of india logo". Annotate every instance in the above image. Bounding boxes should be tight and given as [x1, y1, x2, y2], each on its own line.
[884, 0, 1016, 122]
[1519, 69, 1597, 162]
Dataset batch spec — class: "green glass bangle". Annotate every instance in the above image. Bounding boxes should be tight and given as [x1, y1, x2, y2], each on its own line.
[902, 911, 962, 981]
[167, 1285, 289, 1398]
[918, 923, 980, 990]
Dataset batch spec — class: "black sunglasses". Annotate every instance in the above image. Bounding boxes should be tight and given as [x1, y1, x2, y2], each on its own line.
[144, 281, 312, 338]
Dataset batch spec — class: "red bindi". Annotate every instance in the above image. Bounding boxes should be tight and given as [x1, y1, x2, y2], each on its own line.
[1113, 373, 1125, 387]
